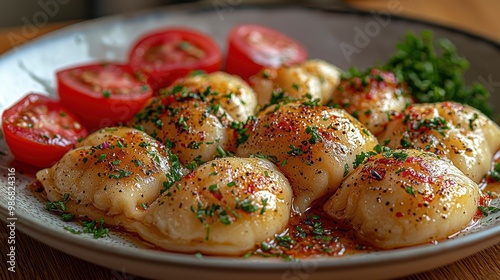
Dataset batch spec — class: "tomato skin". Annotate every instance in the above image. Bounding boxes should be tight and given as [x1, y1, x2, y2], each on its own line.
[225, 24, 308, 81]
[57, 62, 153, 130]
[1, 93, 87, 168]
[128, 27, 222, 90]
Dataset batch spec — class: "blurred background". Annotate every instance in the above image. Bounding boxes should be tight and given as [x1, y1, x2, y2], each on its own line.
[0, 0, 200, 27]
[0, 0, 498, 54]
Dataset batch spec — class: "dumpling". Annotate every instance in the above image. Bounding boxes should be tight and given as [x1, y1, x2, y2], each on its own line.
[130, 157, 293, 255]
[378, 101, 500, 182]
[324, 149, 481, 249]
[129, 91, 235, 166]
[251, 59, 341, 106]
[168, 71, 257, 122]
[331, 69, 411, 135]
[236, 101, 379, 213]
[36, 127, 186, 226]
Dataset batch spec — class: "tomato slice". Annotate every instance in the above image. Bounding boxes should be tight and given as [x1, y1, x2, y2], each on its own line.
[128, 27, 222, 90]
[57, 62, 153, 130]
[225, 24, 308, 81]
[1, 93, 87, 168]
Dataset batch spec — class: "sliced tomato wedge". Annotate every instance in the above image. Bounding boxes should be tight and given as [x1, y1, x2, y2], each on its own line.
[57, 62, 153, 130]
[128, 27, 222, 91]
[225, 24, 308, 81]
[1, 93, 87, 168]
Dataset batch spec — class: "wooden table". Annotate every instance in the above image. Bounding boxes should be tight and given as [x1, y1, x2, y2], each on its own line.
[1, 1, 499, 279]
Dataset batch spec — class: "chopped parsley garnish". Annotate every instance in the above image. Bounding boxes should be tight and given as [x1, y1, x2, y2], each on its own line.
[176, 115, 189, 131]
[343, 163, 349, 177]
[102, 90, 111, 98]
[132, 159, 143, 167]
[305, 126, 322, 145]
[185, 155, 205, 171]
[138, 142, 150, 148]
[478, 206, 500, 217]
[209, 184, 218, 192]
[230, 117, 255, 147]
[187, 141, 201, 149]
[250, 152, 279, 163]
[64, 226, 82, 235]
[164, 138, 175, 149]
[108, 169, 132, 179]
[487, 162, 500, 182]
[276, 234, 295, 248]
[235, 198, 259, 213]
[82, 218, 109, 239]
[405, 186, 416, 196]
[390, 151, 409, 162]
[162, 148, 184, 194]
[46, 193, 70, 212]
[353, 145, 404, 168]
[116, 140, 124, 148]
[400, 138, 412, 148]
[96, 154, 106, 163]
[287, 145, 303, 156]
[353, 152, 372, 169]
[414, 117, 450, 136]
[260, 198, 269, 214]
[469, 113, 479, 131]
[216, 146, 227, 158]
[61, 213, 74, 222]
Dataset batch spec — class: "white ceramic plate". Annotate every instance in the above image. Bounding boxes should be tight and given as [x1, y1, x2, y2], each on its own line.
[0, 4, 499, 280]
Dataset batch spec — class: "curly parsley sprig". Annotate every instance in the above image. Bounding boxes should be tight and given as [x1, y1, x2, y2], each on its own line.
[382, 30, 491, 116]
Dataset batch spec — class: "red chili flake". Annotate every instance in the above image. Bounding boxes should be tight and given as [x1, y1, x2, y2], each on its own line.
[185, 172, 196, 179]
[247, 117, 257, 132]
[319, 130, 334, 141]
[392, 111, 404, 119]
[246, 183, 256, 194]
[211, 191, 223, 201]
[395, 212, 404, 217]
[439, 179, 456, 192]
[377, 158, 397, 165]
[401, 168, 434, 183]
[478, 195, 488, 207]
[366, 88, 377, 100]
[379, 71, 397, 84]
[405, 156, 430, 172]
[197, 131, 206, 140]
[422, 194, 434, 203]
[277, 120, 294, 131]
[161, 94, 177, 106]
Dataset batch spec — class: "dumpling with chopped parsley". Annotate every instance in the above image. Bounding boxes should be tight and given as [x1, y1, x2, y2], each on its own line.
[330, 68, 411, 135]
[130, 157, 293, 255]
[36, 127, 187, 227]
[251, 59, 341, 106]
[324, 149, 481, 249]
[167, 71, 258, 122]
[129, 92, 235, 166]
[236, 101, 379, 213]
[378, 101, 500, 182]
